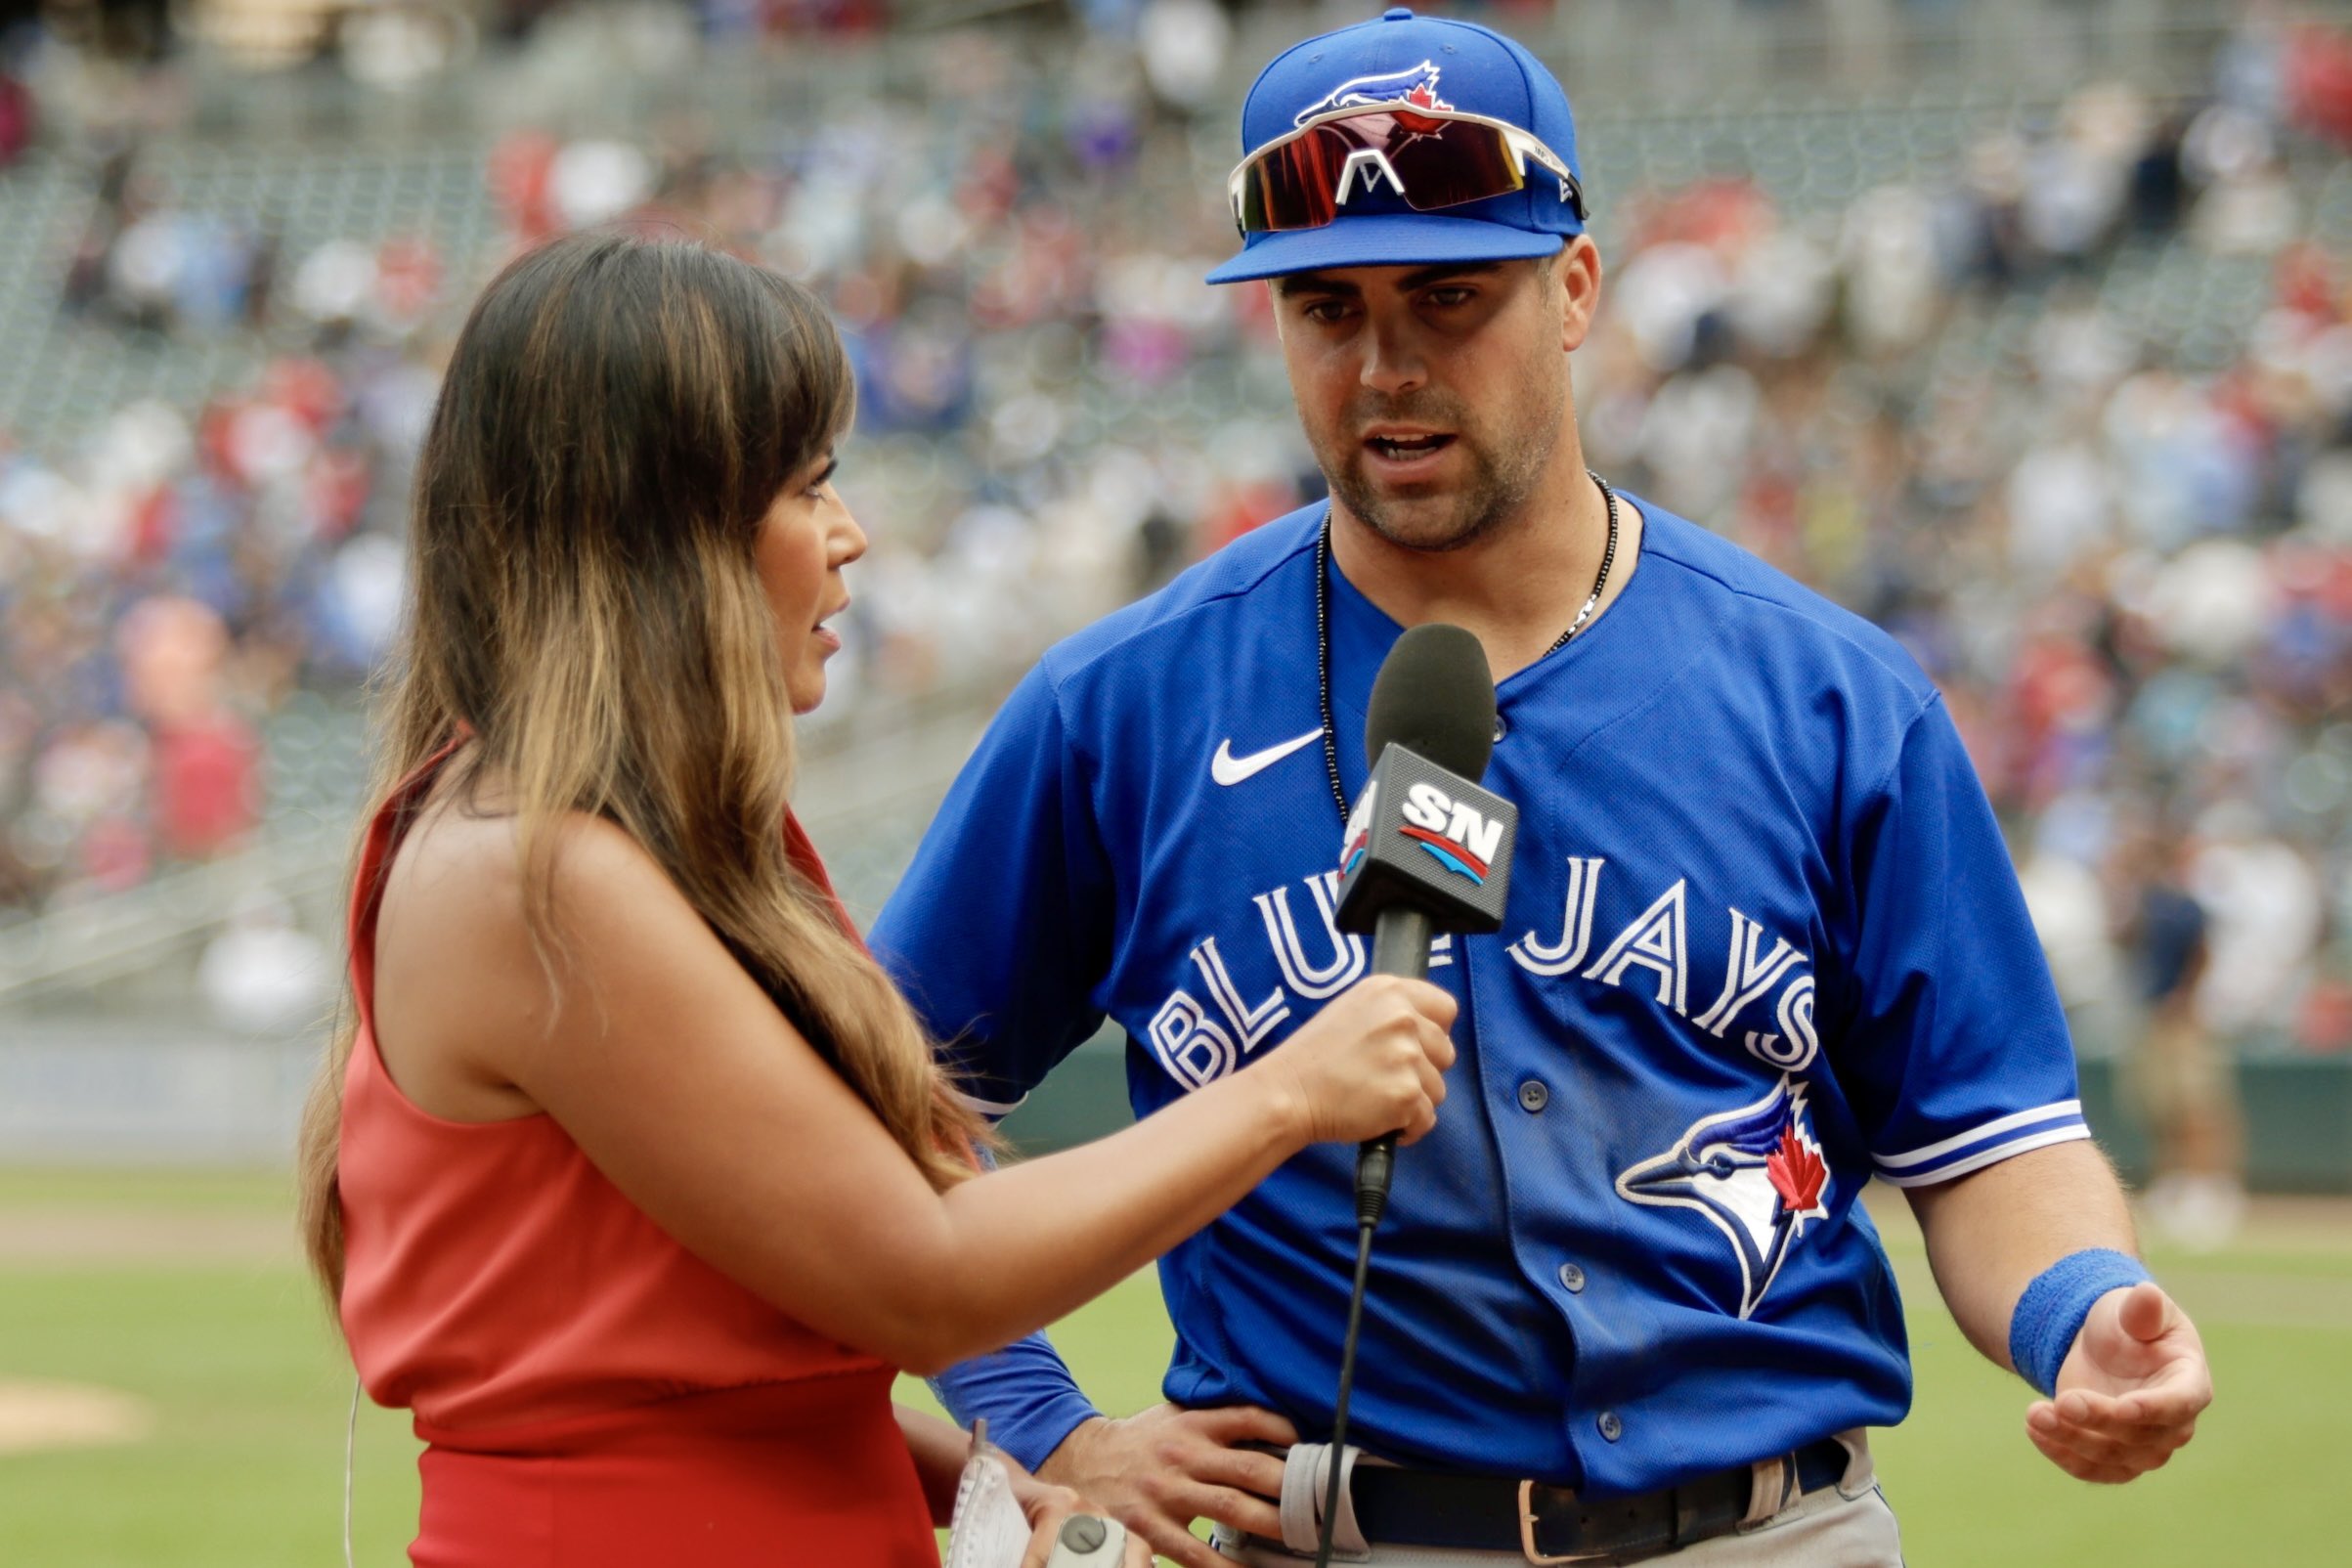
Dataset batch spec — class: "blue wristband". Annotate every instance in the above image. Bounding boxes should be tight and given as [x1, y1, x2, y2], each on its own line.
[2008, 1248, 2153, 1397]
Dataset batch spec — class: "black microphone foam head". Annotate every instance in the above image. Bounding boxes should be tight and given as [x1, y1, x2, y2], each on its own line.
[1365, 623, 1496, 780]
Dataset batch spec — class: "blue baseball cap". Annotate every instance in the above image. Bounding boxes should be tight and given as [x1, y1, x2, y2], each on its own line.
[1205, 7, 1587, 285]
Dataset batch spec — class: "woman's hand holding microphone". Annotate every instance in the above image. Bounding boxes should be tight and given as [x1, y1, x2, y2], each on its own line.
[1260, 974, 1460, 1152]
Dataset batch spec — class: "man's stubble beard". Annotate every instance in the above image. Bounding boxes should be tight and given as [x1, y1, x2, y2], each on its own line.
[1316, 373, 1566, 555]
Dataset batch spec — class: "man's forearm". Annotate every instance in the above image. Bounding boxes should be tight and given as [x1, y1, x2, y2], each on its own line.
[1904, 1138, 2136, 1372]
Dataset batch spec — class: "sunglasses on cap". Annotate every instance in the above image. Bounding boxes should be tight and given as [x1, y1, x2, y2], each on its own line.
[1227, 104, 1588, 237]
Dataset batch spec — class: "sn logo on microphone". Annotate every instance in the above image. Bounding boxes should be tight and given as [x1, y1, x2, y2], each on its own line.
[1397, 783, 1503, 885]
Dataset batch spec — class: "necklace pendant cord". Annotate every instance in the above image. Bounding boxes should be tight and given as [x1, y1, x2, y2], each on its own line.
[1546, 470, 1621, 657]
[1315, 471, 1621, 825]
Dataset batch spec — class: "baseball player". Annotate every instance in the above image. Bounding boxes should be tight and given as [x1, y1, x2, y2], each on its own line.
[873, 10, 2212, 1564]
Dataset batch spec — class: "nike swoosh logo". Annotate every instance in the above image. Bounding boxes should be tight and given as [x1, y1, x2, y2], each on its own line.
[1211, 727, 1325, 786]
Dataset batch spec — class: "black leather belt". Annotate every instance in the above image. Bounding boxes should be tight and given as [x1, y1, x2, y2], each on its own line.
[1340, 1437, 1851, 1564]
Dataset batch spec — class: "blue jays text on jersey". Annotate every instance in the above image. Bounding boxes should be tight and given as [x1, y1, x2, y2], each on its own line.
[871, 498, 2090, 1499]
[1154, 834, 1809, 1097]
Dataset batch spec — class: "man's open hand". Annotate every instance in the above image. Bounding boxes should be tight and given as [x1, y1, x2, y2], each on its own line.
[2026, 1281, 2211, 1483]
[1036, 1404, 1298, 1568]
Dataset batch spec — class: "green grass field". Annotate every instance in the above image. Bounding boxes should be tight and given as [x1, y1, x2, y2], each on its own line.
[0, 1167, 2344, 1565]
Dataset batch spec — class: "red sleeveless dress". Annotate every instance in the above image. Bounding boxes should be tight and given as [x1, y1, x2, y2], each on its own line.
[335, 745, 938, 1566]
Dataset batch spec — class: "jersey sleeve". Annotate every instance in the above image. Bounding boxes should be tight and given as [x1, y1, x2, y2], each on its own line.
[870, 658, 1118, 1112]
[925, 1333, 1102, 1472]
[1832, 695, 2091, 1187]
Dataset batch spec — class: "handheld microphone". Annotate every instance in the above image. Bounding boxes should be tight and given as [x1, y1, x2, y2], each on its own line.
[1310, 622, 1519, 1568]
[1332, 623, 1519, 1227]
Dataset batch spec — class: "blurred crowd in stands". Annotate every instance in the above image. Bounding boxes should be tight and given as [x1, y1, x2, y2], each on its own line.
[1572, 32, 2352, 1069]
[1553, 15, 2352, 1235]
[2, 5, 2350, 1154]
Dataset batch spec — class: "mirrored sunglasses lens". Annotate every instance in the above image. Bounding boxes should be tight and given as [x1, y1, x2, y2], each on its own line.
[1239, 115, 1532, 232]
[1242, 128, 1351, 231]
[1391, 121, 1526, 211]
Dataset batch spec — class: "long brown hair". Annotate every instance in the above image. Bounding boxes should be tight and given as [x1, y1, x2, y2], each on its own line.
[297, 231, 988, 1301]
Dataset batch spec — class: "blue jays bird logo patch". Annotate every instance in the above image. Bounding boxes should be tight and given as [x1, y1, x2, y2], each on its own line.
[1615, 1075, 1831, 1319]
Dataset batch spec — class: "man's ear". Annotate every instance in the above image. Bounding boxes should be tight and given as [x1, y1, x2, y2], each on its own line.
[1555, 236, 1602, 354]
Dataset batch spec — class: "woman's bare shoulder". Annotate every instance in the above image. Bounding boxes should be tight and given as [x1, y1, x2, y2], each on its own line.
[385, 790, 690, 947]
[372, 787, 703, 1116]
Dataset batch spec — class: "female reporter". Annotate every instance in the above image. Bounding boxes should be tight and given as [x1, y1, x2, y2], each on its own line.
[293, 230, 1456, 1568]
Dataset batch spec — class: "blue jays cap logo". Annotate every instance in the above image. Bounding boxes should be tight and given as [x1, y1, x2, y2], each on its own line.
[1615, 1075, 1831, 1319]
[1291, 60, 1453, 127]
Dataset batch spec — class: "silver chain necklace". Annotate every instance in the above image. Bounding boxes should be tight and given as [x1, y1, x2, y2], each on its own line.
[1314, 470, 1622, 826]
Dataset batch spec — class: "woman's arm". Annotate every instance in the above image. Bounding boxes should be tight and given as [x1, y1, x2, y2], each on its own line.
[895, 1405, 973, 1525]
[373, 811, 1456, 1374]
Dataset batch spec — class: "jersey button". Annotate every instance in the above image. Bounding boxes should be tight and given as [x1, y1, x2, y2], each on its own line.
[1492, 713, 1509, 743]
[1517, 1079, 1548, 1112]
[1597, 1411, 1624, 1442]
[1557, 1262, 1586, 1293]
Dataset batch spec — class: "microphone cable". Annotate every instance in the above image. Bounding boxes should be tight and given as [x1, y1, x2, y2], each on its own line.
[1312, 1146, 1393, 1568]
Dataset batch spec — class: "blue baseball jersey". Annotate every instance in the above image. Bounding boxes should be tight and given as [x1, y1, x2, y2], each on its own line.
[870, 498, 2087, 1497]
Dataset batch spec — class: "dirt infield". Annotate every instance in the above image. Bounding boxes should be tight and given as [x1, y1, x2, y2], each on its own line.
[0, 1191, 283, 1458]
[0, 1206, 294, 1265]
[0, 1379, 154, 1455]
